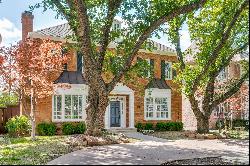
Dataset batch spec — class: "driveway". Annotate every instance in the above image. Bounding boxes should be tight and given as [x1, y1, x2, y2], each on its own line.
[47, 132, 249, 165]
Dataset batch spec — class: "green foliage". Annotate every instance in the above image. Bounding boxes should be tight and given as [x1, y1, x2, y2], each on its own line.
[135, 122, 144, 132]
[215, 119, 225, 130]
[74, 122, 86, 134]
[155, 122, 183, 131]
[37, 122, 56, 136]
[155, 122, 165, 131]
[233, 119, 249, 130]
[167, 0, 249, 96]
[62, 122, 75, 135]
[136, 122, 183, 131]
[0, 93, 18, 108]
[62, 122, 86, 135]
[5, 115, 31, 137]
[144, 123, 154, 130]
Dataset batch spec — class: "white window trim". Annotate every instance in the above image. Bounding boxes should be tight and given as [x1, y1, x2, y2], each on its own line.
[165, 61, 172, 80]
[144, 88, 171, 120]
[52, 84, 88, 122]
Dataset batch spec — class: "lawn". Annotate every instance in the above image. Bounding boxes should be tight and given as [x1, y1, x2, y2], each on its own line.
[0, 133, 137, 165]
[0, 135, 73, 165]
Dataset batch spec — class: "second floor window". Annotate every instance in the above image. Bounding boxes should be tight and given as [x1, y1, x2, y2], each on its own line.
[137, 57, 154, 78]
[113, 23, 121, 31]
[217, 67, 228, 81]
[161, 60, 172, 80]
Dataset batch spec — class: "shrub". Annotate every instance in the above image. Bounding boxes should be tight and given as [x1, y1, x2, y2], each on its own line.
[155, 122, 183, 131]
[144, 123, 153, 130]
[175, 122, 183, 131]
[135, 122, 144, 132]
[5, 115, 31, 137]
[62, 122, 75, 135]
[155, 122, 165, 131]
[215, 119, 225, 130]
[232, 119, 249, 130]
[74, 122, 86, 134]
[37, 122, 56, 136]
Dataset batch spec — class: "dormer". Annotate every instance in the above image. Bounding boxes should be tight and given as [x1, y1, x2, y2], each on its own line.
[112, 18, 122, 31]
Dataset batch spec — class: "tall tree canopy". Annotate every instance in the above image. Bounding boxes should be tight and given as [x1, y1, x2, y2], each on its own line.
[167, 0, 249, 133]
[31, 0, 208, 135]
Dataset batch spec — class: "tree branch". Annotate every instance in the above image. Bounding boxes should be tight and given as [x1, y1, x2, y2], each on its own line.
[203, 42, 248, 117]
[191, 0, 249, 92]
[98, 0, 123, 71]
[203, 76, 216, 117]
[175, 29, 186, 71]
[211, 70, 249, 108]
[107, 0, 208, 91]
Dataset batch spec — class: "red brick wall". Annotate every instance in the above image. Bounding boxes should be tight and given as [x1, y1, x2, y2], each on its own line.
[28, 49, 182, 127]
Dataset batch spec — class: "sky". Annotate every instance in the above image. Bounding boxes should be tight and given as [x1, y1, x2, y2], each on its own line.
[0, 0, 191, 50]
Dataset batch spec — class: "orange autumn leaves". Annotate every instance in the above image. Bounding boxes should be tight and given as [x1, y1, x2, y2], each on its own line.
[0, 38, 69, 98]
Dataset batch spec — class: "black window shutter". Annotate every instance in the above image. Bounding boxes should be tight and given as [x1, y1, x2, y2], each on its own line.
[172, 62, 177, 79]
[150, 59, 154, 78]
[77, 52, 83, 72]
[161, 60, 165, 79]
[62, 48, 67, 71]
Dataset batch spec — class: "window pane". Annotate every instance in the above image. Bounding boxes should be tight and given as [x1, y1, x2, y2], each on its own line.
[165, 62, 171, 79]
[149, 112, 153, 117]
[53, 96, 56, 115]
[79, 95, 83, 115]
[57, 96, 62, 112]
[156, 112, 160, 118]
[65, 95, 71, 119]
[73, 95, 79, 119]
[146, 97, 153, 104]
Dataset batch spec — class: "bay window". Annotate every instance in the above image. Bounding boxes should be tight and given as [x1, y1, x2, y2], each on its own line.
[144, 89, 171, 120]
[53, 94, 86, 121]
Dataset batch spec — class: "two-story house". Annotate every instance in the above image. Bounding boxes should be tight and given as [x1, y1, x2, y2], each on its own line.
[20, 11, 182, 130]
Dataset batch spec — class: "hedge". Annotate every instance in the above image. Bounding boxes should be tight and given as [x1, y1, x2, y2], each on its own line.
[135, 122, 183, 131]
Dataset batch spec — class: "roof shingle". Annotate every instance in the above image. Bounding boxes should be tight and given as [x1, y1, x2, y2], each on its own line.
[54, 71, 87, 84]
[146, 78, 171, 89]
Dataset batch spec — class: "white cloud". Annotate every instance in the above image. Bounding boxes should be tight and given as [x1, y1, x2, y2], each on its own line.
[0, 18, 21, 46]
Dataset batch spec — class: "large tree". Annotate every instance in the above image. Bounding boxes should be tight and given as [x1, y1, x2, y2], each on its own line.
[0, 39, 66, 140]
[167, 0, 249, 133]
[32, 0, 208, 136]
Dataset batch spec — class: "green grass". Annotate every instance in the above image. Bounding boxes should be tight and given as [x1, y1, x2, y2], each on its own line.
[0, 135, 72, 165]
[226, 130, 249, 139]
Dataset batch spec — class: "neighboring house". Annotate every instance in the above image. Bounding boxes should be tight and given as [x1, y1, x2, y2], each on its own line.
[20, 11, 182, 130]
[182, 43, 249, 130]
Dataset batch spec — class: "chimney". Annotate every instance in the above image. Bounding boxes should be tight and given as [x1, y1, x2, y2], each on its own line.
[21, 11, 34, 40]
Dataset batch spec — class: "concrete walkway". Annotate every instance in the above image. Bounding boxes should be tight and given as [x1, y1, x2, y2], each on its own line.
[48, 132, 249, 165]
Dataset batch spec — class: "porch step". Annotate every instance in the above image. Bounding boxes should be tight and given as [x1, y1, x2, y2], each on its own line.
[107, 128, 137, 134]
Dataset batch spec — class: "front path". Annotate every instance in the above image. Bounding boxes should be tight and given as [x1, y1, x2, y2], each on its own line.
[47, 132, 249, 165]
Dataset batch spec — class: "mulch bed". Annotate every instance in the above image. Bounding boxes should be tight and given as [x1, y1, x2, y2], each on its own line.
[161, 157, 246, 165]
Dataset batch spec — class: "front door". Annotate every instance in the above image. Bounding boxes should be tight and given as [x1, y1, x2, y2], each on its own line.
[110, 101, 121, 127]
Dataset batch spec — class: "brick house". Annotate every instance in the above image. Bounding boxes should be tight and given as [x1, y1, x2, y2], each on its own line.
[182, 43, 249, 130]
[20, 11, 182, 130]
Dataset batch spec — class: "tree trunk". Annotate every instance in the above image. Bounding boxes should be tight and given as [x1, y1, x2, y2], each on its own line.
[85, 87, 109, 136]
[197, 115, 209, 134]
[188, 94, 210, 134]
[30, 83, 36, 141]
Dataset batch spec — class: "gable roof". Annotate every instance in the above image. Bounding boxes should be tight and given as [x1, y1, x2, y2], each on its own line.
[36, 23, 73, 39]
[32, 23, 175, 53]
[54, 71, 87, 84]
[146, 78, 171, 89]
